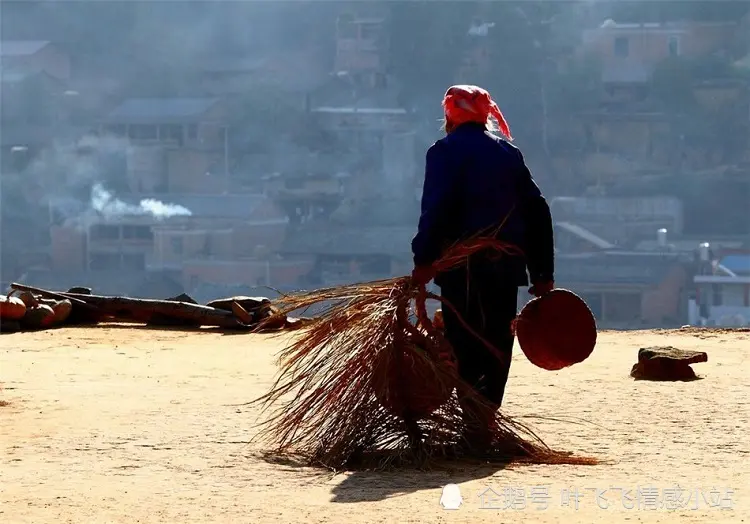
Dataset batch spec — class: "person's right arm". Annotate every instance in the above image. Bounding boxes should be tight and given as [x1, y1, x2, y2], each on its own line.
[514, 150, 554, 285]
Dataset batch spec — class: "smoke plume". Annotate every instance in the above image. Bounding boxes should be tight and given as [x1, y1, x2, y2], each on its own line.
[91, 183, 192, 219]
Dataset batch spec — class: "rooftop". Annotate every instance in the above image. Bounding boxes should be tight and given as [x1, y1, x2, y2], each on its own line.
[50, 193, 278, 223]
[556, 251, 688, 285]
[282, 225, 414, 256]
[103, 98, 221, 123]
[0, 40, 52, 57]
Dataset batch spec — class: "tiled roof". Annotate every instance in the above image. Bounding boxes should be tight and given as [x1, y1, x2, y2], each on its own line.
[556, 252, 687, 285]
[0, 40, 51, 57]
[103, 98, 221, 122]
[282, 225, 414, 256]
[124, 193, 268, 220]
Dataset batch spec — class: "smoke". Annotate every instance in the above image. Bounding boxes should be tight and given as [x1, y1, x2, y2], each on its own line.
[91, 183, 192, 219]
[22, 134, 193, 223]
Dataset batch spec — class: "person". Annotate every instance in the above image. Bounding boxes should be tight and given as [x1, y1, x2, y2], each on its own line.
[411, 84, 555, 448]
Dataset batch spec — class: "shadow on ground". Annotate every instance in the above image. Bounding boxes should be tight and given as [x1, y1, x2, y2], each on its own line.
[329, 462, 509, 503]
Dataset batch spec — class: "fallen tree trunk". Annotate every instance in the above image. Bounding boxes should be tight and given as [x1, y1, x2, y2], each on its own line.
[63, 293, 249, 328]
[9, 284, 251, 329]
[10, 283, 107, 324]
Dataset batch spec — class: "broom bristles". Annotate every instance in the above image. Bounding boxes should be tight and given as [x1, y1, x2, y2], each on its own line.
[248, 237, 597, 470]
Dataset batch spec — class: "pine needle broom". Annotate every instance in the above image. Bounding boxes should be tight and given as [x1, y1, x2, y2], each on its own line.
[248, 237, 597, 470]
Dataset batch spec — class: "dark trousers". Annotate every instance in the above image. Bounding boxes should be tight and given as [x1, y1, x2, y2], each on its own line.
[438, 269, 519, 410]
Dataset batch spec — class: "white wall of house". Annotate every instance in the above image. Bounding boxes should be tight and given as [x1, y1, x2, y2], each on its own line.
[690, 276, 750, 326]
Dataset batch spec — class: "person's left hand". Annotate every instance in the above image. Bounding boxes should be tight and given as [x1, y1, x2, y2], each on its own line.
[529, 280, 554, 298]
[411, 265, 436, 286]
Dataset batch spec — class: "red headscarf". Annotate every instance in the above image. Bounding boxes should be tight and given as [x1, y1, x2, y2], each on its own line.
[442, 84, 512, 140]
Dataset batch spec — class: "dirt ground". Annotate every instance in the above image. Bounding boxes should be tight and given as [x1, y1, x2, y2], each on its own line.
[1, 325, 748, 523]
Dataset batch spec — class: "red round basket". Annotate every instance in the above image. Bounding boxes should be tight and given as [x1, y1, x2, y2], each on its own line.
[514, 289, 597, 371]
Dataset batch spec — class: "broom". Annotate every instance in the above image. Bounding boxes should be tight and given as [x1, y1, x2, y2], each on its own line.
[248, 237, 597, 470]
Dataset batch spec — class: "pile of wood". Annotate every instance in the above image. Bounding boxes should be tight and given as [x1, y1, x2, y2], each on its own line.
[0, 283, 306, 334]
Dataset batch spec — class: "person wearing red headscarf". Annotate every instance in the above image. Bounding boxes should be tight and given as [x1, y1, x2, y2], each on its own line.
[411, 85, 555, 449]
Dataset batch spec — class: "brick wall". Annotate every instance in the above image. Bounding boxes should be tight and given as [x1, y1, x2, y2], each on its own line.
[167, 149, 228, 193]
[182, 258, 315, 288]
[51, 225, 86, 272]
[641, 265, 688, 324]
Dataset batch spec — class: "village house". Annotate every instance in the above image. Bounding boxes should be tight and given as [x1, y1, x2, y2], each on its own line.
[567, 18, 749, 180]
[98, 98, 230, 193]
[457, 18, 495, 82]
[198, 48, 329, 101]
[549, 196, 684, 246]
[47, 193, 309, 290]
[335, 10, 389, 74]
[286, 8, 418, 203]
[579, 19, 739, 84]
[280, 224, 414, 286]
[260, 172, 346, 226]
[688, 244, 750, 326]
[281, 218, 619, 288]
[0, 40, 71, 81]
[552, 251, 690, 328]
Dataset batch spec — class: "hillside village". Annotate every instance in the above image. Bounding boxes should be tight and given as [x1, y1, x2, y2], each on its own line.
[2, 2, 750, 328]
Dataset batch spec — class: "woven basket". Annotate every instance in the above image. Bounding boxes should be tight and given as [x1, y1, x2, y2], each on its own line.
[514, 289, 597, 371]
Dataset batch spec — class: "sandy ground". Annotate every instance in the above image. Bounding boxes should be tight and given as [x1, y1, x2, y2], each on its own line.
[1, 325, 748, 523]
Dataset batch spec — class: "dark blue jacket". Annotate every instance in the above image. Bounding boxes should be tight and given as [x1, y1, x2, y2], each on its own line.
[411, 122, 554, 286]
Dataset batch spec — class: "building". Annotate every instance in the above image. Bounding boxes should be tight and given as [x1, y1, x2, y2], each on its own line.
[0, 40, 71, 80]
[261, 172, 346, 226]
[690, 250, 750, 326]
[457, 18, 494, 82]
[553, 251, 690, 328]
[281, 224, 414, 286]
[305, 97, 415, 199]
[48, 193, 303, 289]
[572, 19, 746, 170]
[334, 11, 389, 74]
[99, 98, 230, 193]
[580, 20, 739, 84]
[691, 273, 750, 326]
[199, 49, 329, 100]
[549, 196, 683, 245]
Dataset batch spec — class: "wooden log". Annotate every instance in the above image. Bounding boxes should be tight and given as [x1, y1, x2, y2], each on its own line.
[49, 292, 248, 328]
[10, 283, 107, 325]
[10, 284, 255, 329]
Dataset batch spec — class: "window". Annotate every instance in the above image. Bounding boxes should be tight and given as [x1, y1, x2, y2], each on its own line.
[668, 35, 681, 57]
[720, 285, 744, 307]
[122, 253, 146, 270]
[104, 124, 127, 137]
[129, 124, 157, 140]
[614, 36, 629, 58]
[187, 124, 198, 140]
[711, 284, 722, 306]
[161, 124, 183, 142]
[122, 225, 153, 240]
[360, 23, 380, 40]
[170, 236, 184, 255]
[89, 253, 120, 270]
[90, 225, 119, 240]
[337, 14, 358, 38]
[374, 72, 387, 89]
